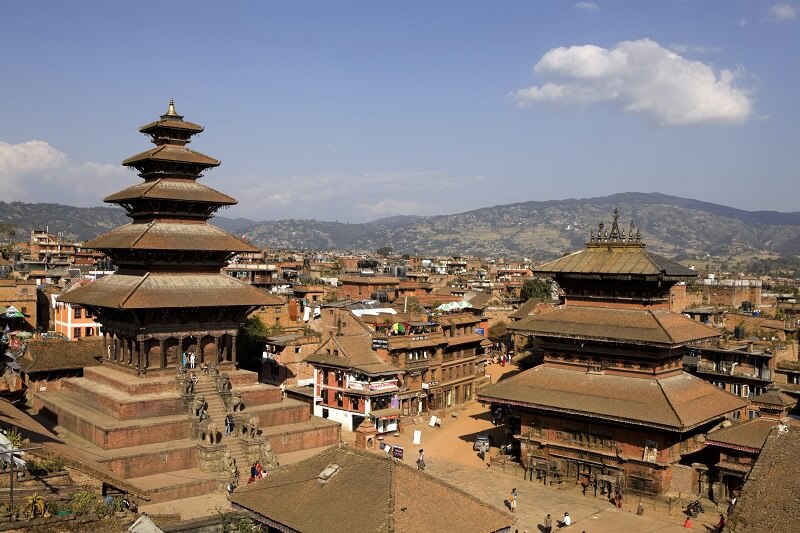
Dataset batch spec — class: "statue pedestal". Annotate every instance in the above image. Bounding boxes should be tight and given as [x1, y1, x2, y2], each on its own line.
[243, 436, 265, 465]
[197, 443, 226, 473]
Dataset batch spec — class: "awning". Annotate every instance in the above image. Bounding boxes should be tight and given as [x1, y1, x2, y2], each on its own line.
[369, 408, 401, 420]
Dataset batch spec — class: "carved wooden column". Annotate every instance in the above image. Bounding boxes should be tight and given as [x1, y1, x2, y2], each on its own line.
[103, 331, 110, 360]
[159, 338, 166, 369]
[231, 333, 238, 366]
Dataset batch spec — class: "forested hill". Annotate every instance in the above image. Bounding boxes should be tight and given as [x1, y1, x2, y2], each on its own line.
[3, 193, 799, 259]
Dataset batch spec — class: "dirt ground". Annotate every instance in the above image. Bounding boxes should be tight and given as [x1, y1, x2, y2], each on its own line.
[342, 361, 519, 465]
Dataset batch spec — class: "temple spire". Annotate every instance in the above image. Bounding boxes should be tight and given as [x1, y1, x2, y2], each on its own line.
[161, 97, 183, 120]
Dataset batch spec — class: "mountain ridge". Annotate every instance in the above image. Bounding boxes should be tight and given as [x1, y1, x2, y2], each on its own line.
[2, 193, 799, 259]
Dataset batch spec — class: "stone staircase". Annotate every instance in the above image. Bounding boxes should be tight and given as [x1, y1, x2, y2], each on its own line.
[191, 373, 251, 479]
[34, 363, 341, 503]
[192, 374, 227, 426]
[225, 437, 251, 480]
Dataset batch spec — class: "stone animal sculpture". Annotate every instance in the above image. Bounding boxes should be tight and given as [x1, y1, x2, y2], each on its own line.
[218, 372, 231, 392]
[231, 391, 244, 412]
[191, 395, 206, 417]
[247, 416, 259, 439]
[223, 451, 237, 477]
[260, 441, 279, 468]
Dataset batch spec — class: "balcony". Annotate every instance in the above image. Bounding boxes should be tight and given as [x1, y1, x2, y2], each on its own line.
[404, 358, 432, 370]
[696, 360, 773, 381]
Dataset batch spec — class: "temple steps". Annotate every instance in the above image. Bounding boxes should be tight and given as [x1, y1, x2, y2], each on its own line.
[36, 392, 191, 449]
[126, 468, 218, 504]
[33, 364, 341, 504]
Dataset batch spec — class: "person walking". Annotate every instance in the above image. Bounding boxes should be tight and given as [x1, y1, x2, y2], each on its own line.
[225, 413, 234, 437]
[189, 352, 196, 369]
[417, 449, 426, 471]
[509, 488, 517, 513]
[544, 513, 552, 533]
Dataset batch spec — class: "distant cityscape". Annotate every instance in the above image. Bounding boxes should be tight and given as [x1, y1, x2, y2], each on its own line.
[1, 104, 798, 533]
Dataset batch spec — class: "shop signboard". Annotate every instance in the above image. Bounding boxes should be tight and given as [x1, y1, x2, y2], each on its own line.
[369, 380, 398, 391]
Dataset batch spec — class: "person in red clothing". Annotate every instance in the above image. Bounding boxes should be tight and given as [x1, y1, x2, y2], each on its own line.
[684, 516, 692, 528]
[716, 513, 725, 531]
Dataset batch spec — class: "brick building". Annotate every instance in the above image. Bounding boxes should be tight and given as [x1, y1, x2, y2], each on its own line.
[704, 385, 797, 501]
[307, 334, 401, 433]
[0, 278, 37, 330]
[337, 275, 401, 302]
[51, 280, 102, 340]
[479, 211, 747, 495]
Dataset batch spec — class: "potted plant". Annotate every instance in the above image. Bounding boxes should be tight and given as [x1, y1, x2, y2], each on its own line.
[113, 496, 127, 517]
[24, 492, 45, 520]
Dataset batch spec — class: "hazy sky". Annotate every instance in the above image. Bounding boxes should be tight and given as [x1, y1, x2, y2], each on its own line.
[1, 1, 798, 222]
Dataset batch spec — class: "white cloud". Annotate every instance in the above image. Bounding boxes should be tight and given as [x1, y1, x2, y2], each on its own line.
[738, 16, 748, 27]
[669, 43, 722, 54]
[575, 2, 599, 11]
[513, 39, 754, 126]
[0, 140, 127, 205]
[768, 3, 797, 21]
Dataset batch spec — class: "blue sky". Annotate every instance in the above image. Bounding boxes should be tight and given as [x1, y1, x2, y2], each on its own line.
[1, 1, 798, 222]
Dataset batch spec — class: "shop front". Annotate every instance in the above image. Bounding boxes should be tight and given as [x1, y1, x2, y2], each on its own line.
[370, 408, 401, 433]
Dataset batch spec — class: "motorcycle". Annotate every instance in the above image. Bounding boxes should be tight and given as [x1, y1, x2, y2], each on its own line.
[687, 499, 704, 517]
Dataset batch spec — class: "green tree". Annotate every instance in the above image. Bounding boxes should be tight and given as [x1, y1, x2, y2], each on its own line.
[236, 316, 270, 372]
[376, 246, 393, 257]
[520, 278, 551, 301]
[0, 222, 14, 259]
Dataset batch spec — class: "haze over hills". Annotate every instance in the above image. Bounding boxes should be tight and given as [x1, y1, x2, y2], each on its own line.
[2, 193, 799, 260]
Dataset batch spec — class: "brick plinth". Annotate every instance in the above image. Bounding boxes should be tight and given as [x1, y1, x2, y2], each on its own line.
[100, 444, 198, 479]
[60, 379, 186, 420]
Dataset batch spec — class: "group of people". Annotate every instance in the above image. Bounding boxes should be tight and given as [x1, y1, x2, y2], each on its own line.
[248, 460, 268, 483]
[182, 350, 196, 369]
[496, 353, 512, 367]
[507, 489, 572, 531]
[224, 413, 235, 437]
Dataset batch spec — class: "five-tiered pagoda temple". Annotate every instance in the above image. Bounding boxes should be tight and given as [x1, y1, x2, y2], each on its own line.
[60, 99, 279, 371]
[36, 102, 340, 505]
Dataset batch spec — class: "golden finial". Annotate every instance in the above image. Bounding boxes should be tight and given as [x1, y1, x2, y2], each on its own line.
[166, 97, 178, 117]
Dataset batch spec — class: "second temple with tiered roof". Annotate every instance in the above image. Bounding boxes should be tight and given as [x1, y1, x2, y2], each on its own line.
[479, 210, 748, 495]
